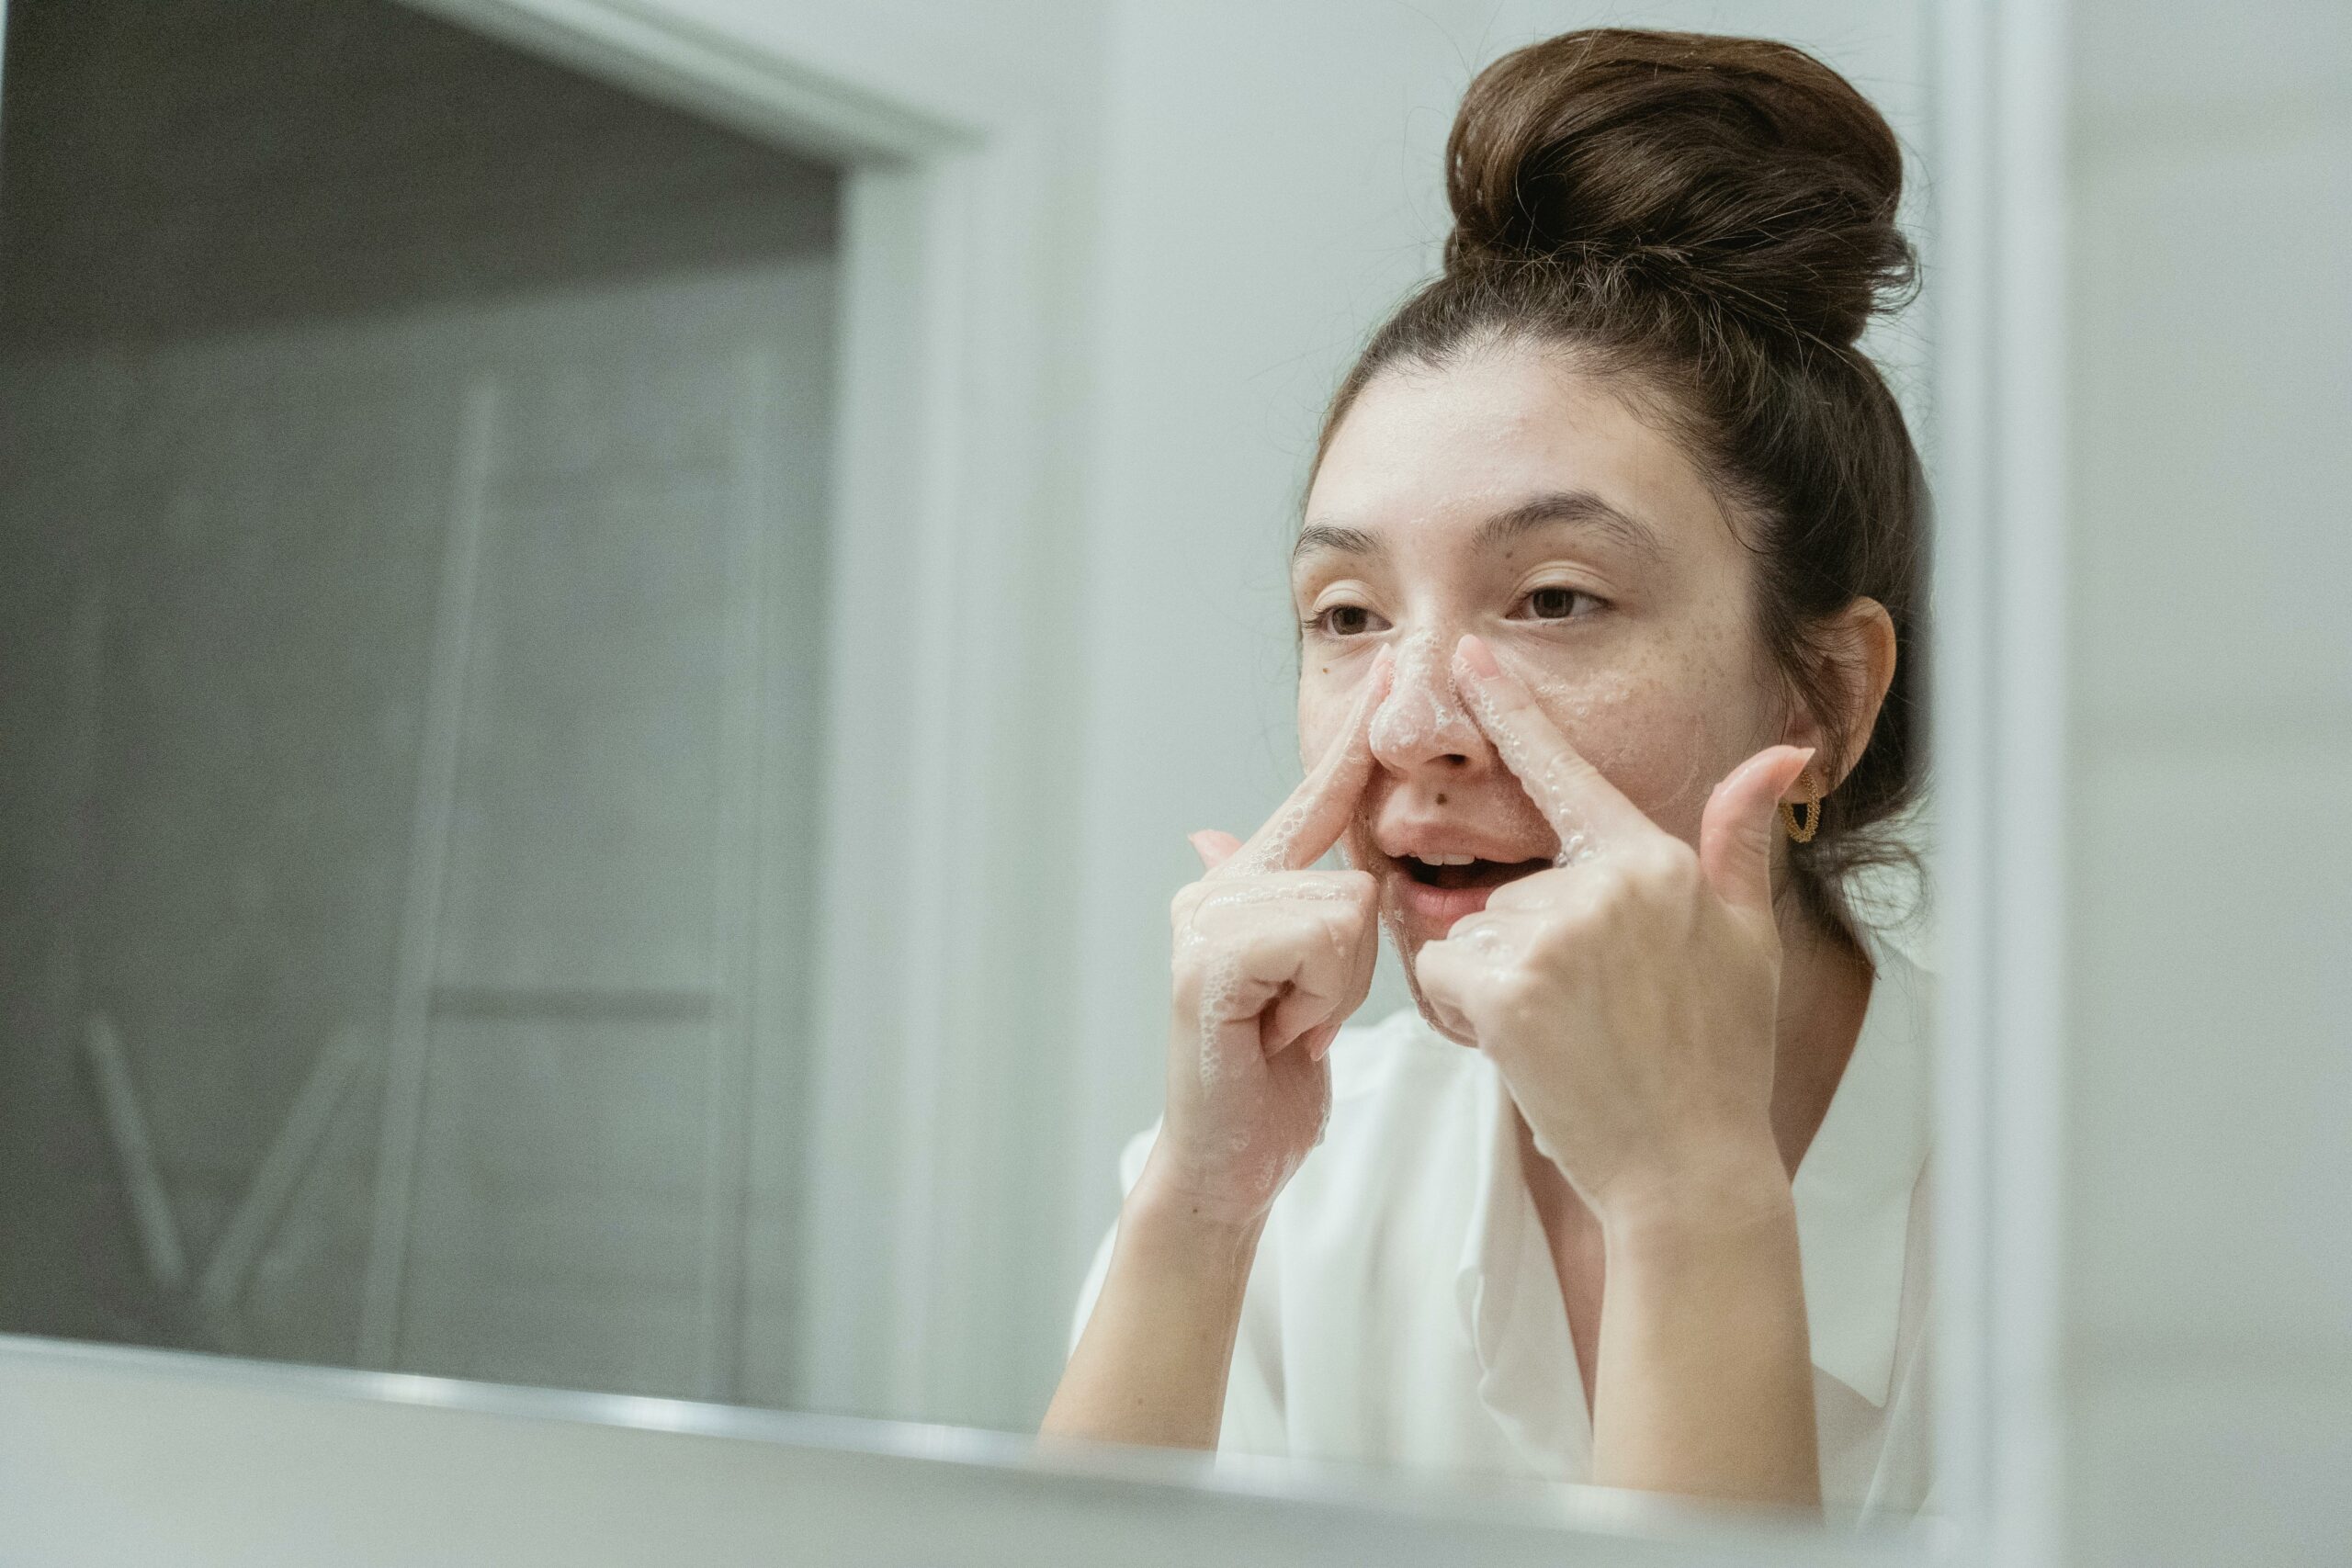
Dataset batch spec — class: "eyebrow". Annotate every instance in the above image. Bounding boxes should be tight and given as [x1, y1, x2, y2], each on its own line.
[1293, 490, 1666, 570]
[1290, 522, 1385, 566]
[1472, 490, 1666, 562]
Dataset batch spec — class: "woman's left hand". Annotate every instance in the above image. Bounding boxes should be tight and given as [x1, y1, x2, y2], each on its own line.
[1414, 633, 1815, 1223]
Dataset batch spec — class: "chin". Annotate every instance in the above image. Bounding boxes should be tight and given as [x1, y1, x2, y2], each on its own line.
[1378, 874, 1489, 1049]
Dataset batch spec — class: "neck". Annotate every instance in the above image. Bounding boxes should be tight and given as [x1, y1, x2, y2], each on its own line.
[1767, 901, 1875, 1177]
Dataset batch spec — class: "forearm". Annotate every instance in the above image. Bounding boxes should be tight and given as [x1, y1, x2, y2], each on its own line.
[1591, 1153, 1821, 1509]
[1041, 1183, 1262, 1450]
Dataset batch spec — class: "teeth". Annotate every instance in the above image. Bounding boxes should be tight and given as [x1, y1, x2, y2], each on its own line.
[1410, 852, 1480, 866]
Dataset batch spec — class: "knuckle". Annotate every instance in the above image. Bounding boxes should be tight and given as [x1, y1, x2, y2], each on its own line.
[1491, 965, 1547, 1020]
[1319, 888, 1376, 934]
[1481, 878, 1528, 914]
[1303, 907, 1363, 964]
[1514, 911, 1569, 957]
[1487, 869, 1554, 913]
[1586, 859, 1645, 909]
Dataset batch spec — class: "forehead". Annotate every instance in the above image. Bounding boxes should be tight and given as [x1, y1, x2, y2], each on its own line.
[1304, 341, 1729, 558]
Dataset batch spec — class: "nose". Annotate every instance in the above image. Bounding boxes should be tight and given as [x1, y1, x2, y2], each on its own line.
[1368, 626, 1488, 773]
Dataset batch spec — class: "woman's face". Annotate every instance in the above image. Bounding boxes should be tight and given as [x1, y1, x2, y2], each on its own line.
[1295, 337, 1795, 1009]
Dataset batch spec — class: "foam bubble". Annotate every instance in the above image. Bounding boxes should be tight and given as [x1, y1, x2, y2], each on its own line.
[1233, 795, 1312, 875]
[1196, 950, 1242, 1091]
[1196, 881, 1357, 914]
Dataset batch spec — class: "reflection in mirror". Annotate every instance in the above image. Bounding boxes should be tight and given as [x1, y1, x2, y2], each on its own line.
[0, 0, 837, 1404]
[0, 0, 1936, 1538]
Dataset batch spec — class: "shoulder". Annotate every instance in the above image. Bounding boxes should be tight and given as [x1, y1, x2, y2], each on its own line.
[1858, 921, 1939, 1077]
[1857, 913, 1938, 1011]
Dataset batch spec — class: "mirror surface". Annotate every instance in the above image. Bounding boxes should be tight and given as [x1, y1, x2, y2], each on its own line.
[0, 0, 1937, 1529]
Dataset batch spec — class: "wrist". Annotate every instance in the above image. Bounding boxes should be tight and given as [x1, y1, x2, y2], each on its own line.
[1591, 1135, 1794, 1252]
[1125, 1158, 1272, 1261]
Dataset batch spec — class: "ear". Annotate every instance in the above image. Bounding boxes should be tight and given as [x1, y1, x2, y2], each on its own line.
[1781, 597, 1898, 790]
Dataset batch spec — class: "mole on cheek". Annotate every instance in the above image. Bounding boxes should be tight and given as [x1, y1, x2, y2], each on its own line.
[1436, 792, 1448, 806]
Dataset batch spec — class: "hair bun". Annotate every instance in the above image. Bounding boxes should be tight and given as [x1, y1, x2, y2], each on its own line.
[1444, 29, 1914, 347]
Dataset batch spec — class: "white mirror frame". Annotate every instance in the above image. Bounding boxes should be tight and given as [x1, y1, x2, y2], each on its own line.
[1929, 4, 2070, 1568]
[0, 0, 2073, 1562]
[1918, 0, 2069, 1561]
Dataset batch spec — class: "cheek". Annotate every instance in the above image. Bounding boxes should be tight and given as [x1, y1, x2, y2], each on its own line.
[1498, 636, 1766, 833]
[1294, 666, 1360, 768]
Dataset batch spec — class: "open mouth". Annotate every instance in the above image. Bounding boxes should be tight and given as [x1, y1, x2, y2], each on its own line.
[1397, 854, 1552, 891]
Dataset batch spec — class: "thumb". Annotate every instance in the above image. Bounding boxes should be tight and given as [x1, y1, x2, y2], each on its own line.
[1189, 829, 1245, 873]
[1699, 746, 1814, 914]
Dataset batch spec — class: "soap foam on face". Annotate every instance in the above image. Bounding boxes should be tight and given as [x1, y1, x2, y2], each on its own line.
[1368, 625, 1477, 761]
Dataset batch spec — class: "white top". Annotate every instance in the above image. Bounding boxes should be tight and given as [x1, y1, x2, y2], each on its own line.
[1069, 934, 1936, 1521]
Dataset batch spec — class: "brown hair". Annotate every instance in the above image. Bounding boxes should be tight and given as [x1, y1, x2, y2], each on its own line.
[1314, 28, 1927, 931]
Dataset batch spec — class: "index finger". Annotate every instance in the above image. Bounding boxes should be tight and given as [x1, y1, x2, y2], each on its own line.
[1222, 647, 1395, 876]
[1451, 633, 1650, 860]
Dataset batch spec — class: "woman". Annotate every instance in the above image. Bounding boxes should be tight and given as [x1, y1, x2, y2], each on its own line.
[1045, 28, 1931, 1517]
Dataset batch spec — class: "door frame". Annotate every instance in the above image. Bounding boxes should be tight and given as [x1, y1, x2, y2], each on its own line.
[391, 0, 1090, 1428]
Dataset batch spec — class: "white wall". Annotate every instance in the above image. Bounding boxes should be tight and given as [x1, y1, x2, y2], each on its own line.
[2062, 2, 2352, 1562]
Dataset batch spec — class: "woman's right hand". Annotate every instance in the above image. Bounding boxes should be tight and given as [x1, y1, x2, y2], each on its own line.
[1138, 649, 1395, 1232]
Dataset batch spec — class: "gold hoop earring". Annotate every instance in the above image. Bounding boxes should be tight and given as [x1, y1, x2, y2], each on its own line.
[1781, 776, 1822, 844]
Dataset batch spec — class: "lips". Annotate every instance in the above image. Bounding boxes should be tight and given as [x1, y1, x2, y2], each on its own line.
[1369, 814, 1555, 934]
[1376, 846, 1552, 935]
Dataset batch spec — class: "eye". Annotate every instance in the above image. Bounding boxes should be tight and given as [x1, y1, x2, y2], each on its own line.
[1308, 603, 1387, 638]
[1514, 585, 1602, 622]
